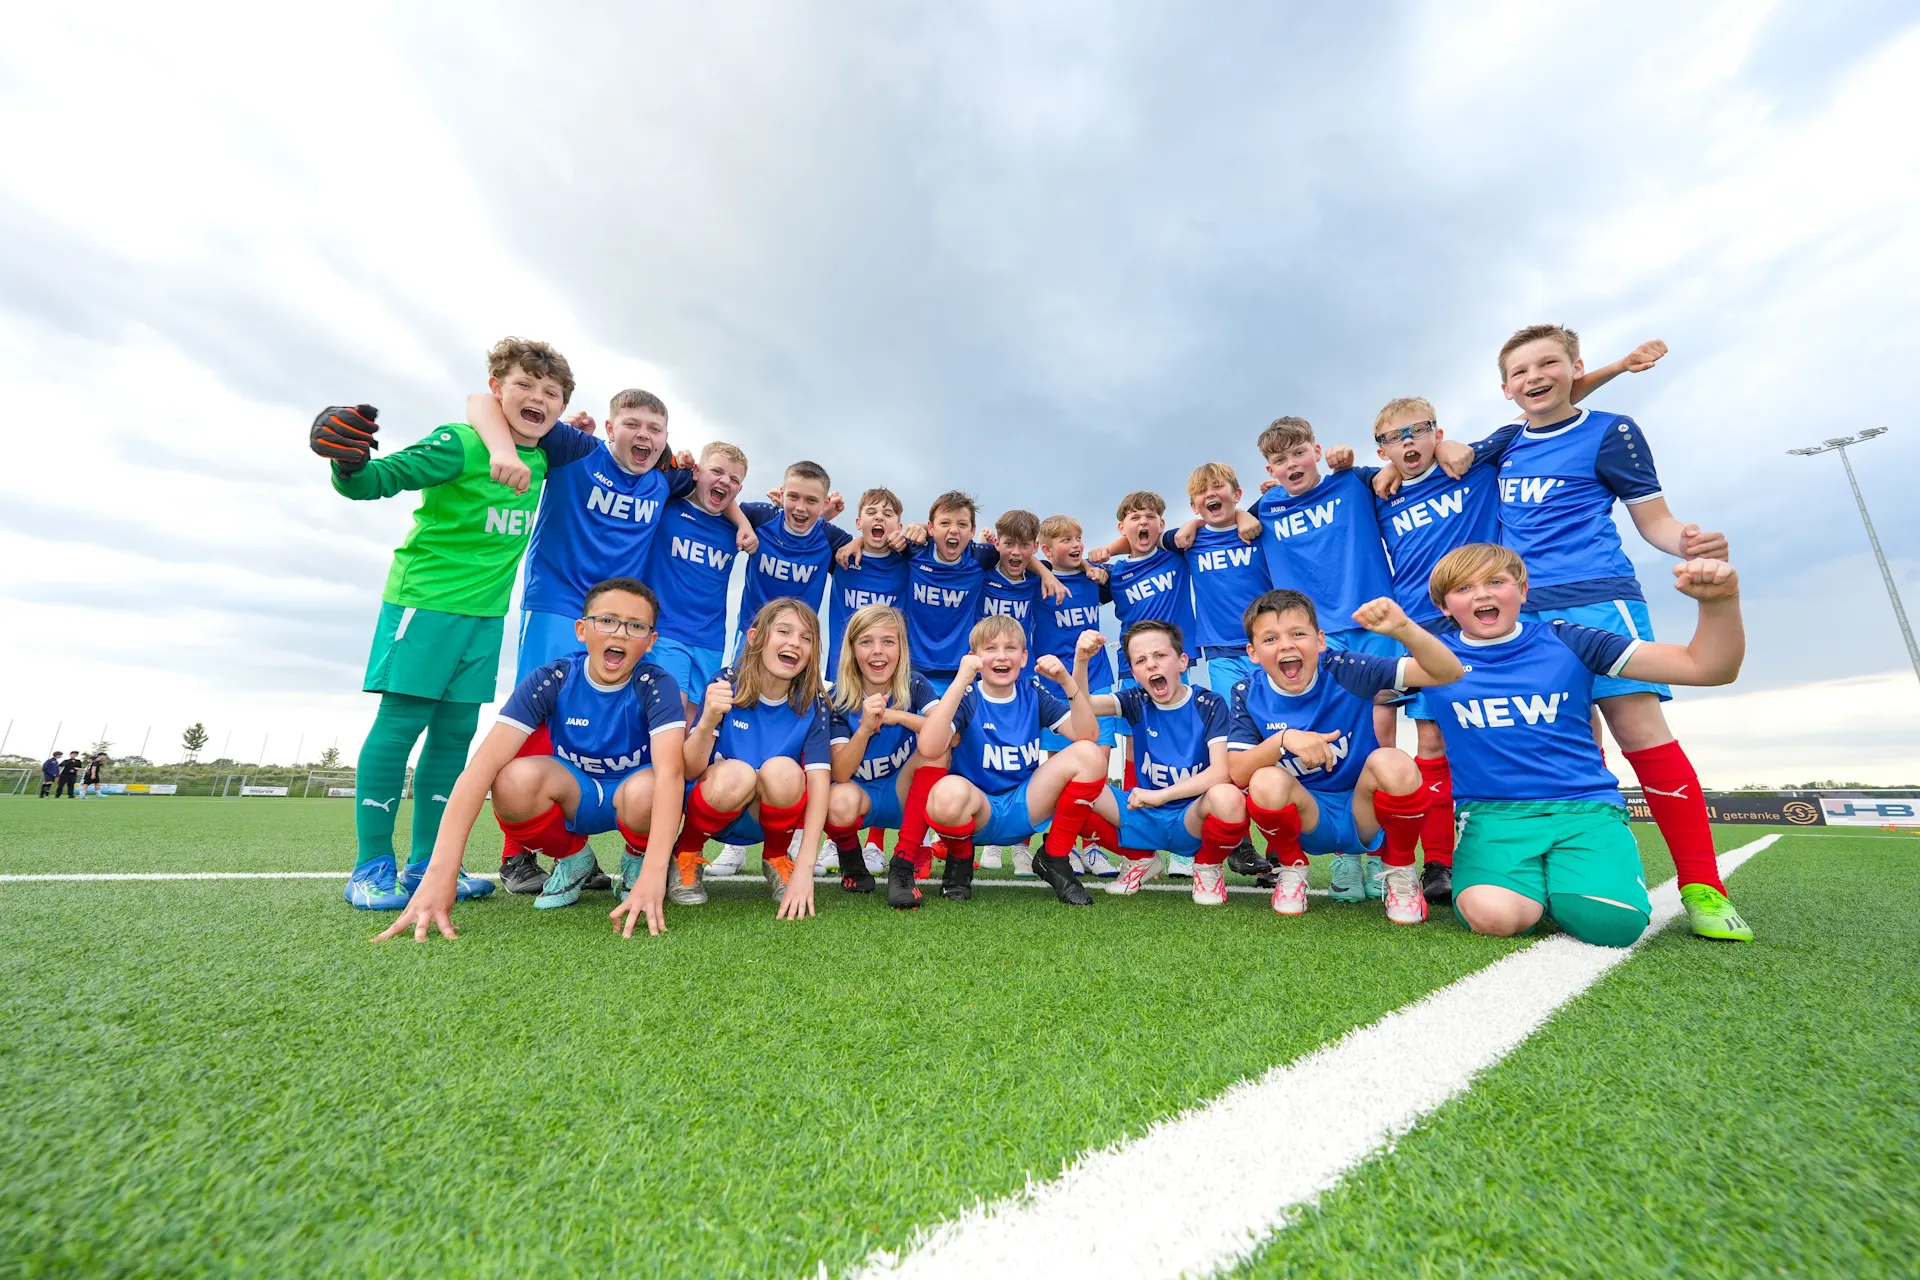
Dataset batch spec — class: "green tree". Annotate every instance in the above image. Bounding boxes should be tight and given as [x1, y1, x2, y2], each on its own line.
[181, 723, 210, 763]
[88, 739, 113, 759]
[318, 746, 343, 769]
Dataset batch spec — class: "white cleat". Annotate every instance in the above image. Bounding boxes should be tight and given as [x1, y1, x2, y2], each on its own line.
[1382, 863, 1428, 925]
[1270, 863, 1310, 915]
[1068, 847, 1087, 874]
[1083, 847, 1121, 878]
[862, 841, 887, 874]
[1012, 846, 1035, 877]
[1107, 853, 1167, 895]
[1191, 862, 1228, 905]
[1167, 852, 1195, 879]
[810, 833, 838, 876]
[708, 844, 748, 877]
[978, 844, 1004, 870]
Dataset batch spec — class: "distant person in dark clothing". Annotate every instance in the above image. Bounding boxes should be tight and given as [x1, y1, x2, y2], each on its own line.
[55, 751, 81, 798]
[82, 754, 105, 798]
[39, 754, 59, 797]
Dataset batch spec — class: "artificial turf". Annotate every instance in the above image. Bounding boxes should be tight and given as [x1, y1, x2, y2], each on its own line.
[0, 799, 1909, 1277]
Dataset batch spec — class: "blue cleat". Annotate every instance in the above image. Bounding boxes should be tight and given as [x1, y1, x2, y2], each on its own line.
[615, 850, 646, 898]
[399, 859, 495, 901]
[344, 854, 412, 911]
[534, 849, 598, 910]
[1363, 853, 1386, 900]
[1329, 853, 1367, 903]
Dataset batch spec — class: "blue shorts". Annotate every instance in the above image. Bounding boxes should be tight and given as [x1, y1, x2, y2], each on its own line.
[920, 671, 954, 698]
[560, 759, 631, 836]
[1325, 628, 1404, 660]
[1403, 690, 1435, 722]
[1202, 653, 1255, 698]
[516, 609, 584, 683]
[855, 775, 905, 830]
[975, 780, 1048, 846]
[1113, 787, 1201, 856]
[1301, 786, 1384, 856]
[1042, 678, 1120, 750]
[1522, 601, 1670, 701]
[651, 635, 722, 704]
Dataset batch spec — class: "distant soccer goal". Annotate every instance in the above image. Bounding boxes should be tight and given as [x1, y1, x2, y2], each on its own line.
[214, 773, 248, 797]
[303, 771, 356, 798]
[0, 767, 30, 795]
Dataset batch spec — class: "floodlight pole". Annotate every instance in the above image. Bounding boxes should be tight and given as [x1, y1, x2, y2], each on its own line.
[1789, 428, 1920, 685]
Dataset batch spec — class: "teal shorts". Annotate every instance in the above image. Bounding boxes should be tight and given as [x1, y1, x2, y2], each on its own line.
[364, 603, 503, 704]
[1451, 800, 1649, 911]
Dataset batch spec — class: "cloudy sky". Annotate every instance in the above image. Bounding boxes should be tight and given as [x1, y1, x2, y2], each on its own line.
[3, 0, 1916, 785]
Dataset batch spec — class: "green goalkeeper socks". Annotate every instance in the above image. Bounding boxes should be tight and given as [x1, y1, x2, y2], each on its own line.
[353, 693, 436, 867]
[407, 700, 480, 865]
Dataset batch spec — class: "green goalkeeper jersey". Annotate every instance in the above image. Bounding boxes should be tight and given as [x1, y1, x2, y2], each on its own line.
[332, 422, 547, 617]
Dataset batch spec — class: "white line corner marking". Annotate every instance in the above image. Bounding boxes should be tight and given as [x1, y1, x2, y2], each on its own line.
[845, 834, 1781, 1280]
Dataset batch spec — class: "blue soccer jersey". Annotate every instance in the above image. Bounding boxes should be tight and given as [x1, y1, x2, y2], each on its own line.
[825, 550, 911, 679]
[523, 432, 696, 616]
[1430, 620, 1636, 805]
[647, 496, 742, 650]
[1114, 685, 1230, 790]
[979, 568, 1044, 669]
[1354, 426, 1519, 625]
[1495, 409, 1662, 608]
[738, 502, 852, 624]
[1252, 470, 1395, 630]
[1227, 652, 1405, 794]
[700, 670, 835, 774]
[1107, 545, 1196, 678]
[1182, 526, 1271, 648]
[948, 676, 1073, 797]
[1033, 567, 1115, 694]
[909, 542, 999, 674]
[498, 653, 686, 780]
[828, 671, 941, 787]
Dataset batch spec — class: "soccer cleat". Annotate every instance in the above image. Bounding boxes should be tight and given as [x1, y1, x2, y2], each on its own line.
[399, 859, 494, 901]
[582, 857, 613, 893]
[1228, 840, 1272, 878]
[940, 854, 975, 901]
[1382, 863, 1427, 925]
[1270, 863, 1310, 915]
[1106, 854, 1167, 896]
[1191, 862, 1228, 905]
[908, 844, 934, 881]
[861, 841, 887, 874]
[1680, 883, 1753, 942]
[709, 844, 748, 876]
[1012, 845, 1035, 877]
[814, 833, 839, 876]
[499, 850, 546, 895]
[534, 849, 597, 910]
[1330, 853, 1367, 902]
[1067, 847, 1087, 874]
[667, 851, 708, 905]
[1083, 847, 1121, 878]
[344, 855, 411, 910]
[763, 854, 796, 902]
[886, 856, 922, 910]
[840, 858, 876, 893]
[1167, 852, 1194, 879]
[1363, 854, 1386, 900]
[615, 850, 646, 898]
[1031, 851, 1094, 906]
[978, 844, 1004, 870]
[1421, 860, 1453, 906]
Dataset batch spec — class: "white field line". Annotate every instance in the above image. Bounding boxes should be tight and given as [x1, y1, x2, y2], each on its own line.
[842, 834, 1781, 1280]
[0, 871, 1316, 896]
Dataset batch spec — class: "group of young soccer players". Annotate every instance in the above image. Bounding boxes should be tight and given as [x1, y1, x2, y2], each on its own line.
[310, 321, 1752, 951]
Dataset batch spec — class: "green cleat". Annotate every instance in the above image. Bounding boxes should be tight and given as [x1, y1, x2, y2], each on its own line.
[1680, 883, 1753, 942]
[1362, 853, 1386, 900]
[615, 850, 646, 898]
[534, 849, 597, 910]
[1330, 853, 1367, 903]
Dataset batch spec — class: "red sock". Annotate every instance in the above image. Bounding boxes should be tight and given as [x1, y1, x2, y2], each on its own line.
[1196, 813, 1247, 865]
[1043, 778, 1107, 859]
[1122, 757, 1138, 791]
[757, 797, 807, 861]
[675, 781, 743, 854]
[826, 823, 862, 855]
[497, 803, 586, 860]
[615, 819, 649, 856]
[928, 816, 975, 866]
[1624, 741, 1722, 892]
[1081, 810, 1120, 853]
[1415, 756, 1455, 867]
[1250, 800, 1306, 866]
[499, 722, 556, 864]
[897, 766, 946, 853]
[1369, 786, 1430, 867]
[865, 826, 885, 850]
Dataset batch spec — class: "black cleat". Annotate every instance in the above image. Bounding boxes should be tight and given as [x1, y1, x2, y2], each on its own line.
[841, 857, 876, 893]
[1227, 839, 1272, 878]
[886, 856, 922, 910]
[940, 852, 975, 901]
[1421, 860, 1453, 906]
[583, 858, 613, 892]
[1032, 851, 1094, 906]
[500, 851, 546, 895]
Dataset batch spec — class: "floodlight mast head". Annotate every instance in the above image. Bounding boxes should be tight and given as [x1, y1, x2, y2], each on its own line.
[1785, 427, 1891, 457]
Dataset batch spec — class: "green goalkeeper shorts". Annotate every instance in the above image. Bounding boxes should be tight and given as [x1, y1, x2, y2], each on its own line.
[363, 602, 503, 704]
[1451, 800, 1650, 912]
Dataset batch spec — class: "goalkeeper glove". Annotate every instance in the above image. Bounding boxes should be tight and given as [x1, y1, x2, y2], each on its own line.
[311, 404, 380, 473]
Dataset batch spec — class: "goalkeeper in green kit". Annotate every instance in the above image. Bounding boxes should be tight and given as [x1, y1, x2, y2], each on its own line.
[313, 336, 590, 909]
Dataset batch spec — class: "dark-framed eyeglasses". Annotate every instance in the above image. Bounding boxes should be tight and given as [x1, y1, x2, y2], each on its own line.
[585, 614, 655, 639]
[1374, 420, 1436, 446]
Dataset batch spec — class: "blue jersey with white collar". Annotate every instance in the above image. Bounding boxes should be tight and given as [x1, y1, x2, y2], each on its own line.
[828, 671, 941, 786]
[1033, 567, 1114, 693]
[1114, 685, 1230, 790]
[980, 568, 1044, 670]
[1226, 652, 1405, 794]
[699, 668, 834, 773]
[647, 496, 741, 650]
[523, 430, 695, 616]
[1496, 409, 1662, 608]
[1182, 525, 1271, 648]
[738, 502, 851, 622]
[825, 550, 911, 678]
[1106, 544, 1196, 677]
[1430, 620, 1636, 805]
[1252, 470, 1395, 629]
[498, 653, 686, 780]
[948, 676, 1073, 796]
[1356, 425, 1517, 625]
[909, 542, 999, 674]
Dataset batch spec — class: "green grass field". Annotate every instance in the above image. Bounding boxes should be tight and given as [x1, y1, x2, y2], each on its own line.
[2, 797, 1915, 1277]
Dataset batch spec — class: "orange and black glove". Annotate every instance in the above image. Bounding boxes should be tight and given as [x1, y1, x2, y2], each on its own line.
[310, 404, 380, 472]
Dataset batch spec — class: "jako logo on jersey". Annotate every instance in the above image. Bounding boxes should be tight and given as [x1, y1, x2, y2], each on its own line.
[1193, 544, 1257, 571]
[556, 744, 649, 775]
[730, 719, 750, 730]
[758, 554, 817, 584]
[672, 536, 732, 573]
[1389, 489, 1468, 536]
[1270, 500, 1339, 539]
[565, 717, 591, 727]
[1121, 571, 1177, 605]
[586, 486, 661, 525]
[485, 507, 532, 535]
[914, 582, 970, 609]
[1500, 477, 1564, 504]
[980, 740, 1044, 772]
[1450, 693, 1566, 728]
[855, 738, 915, 782]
